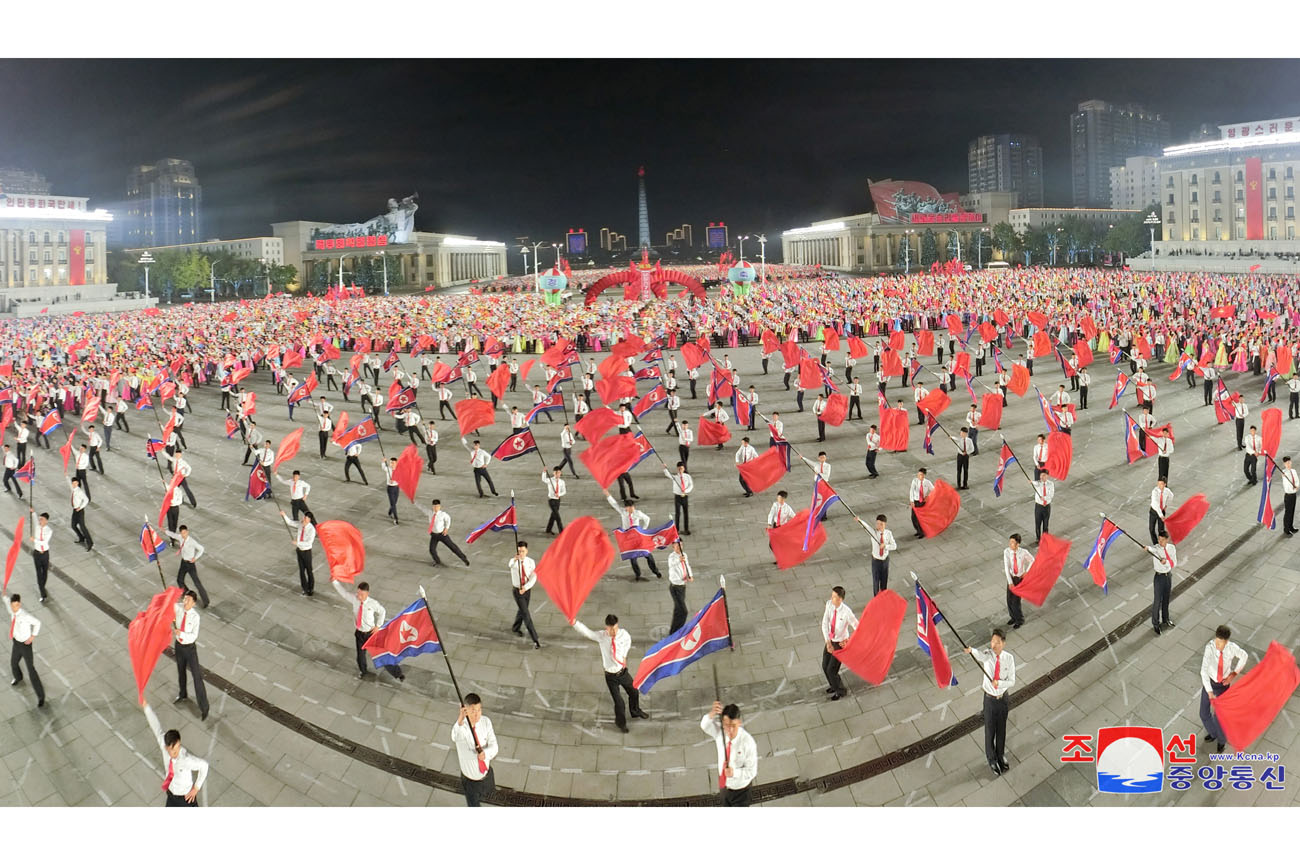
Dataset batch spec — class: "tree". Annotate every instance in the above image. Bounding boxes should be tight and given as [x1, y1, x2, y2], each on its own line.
[269, 264, 296, 293]
[991, 222, 1021, 264]
[170, 250, 210, 292]
[107, 249, 142, 292]
[1020, 228, 1049, 267]
[920, 229, 939, 268]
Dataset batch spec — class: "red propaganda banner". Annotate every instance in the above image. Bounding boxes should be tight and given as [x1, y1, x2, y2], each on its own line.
[846, 336, 870, 359]
[821, 393, 848, 426]
[1245, 156, 1264, 240]
[393, 443, 423, 502]
[822, 328, 840, 351]
[916, 387, 951, 419]
[535, 516, 616, 624]
[1213, 641, 1300, 751]
[696, 416, 731, 446]
[68, 229, 86, 286]
[1209, 304, 1236, 319]
[3, 516, 24, 592]
[316, 520, 365, 583]
[879, 407, 909, 451]
[832, 589, 907, 686]
[737, 447, 787, 493]
[1044, 431, 1073, 480]
[914, 330, 934, 356]
[881, 349, 904, 378]
[768, 508, 826, 569]
[913, 479, 960, 537]
[978, 393, 1003, 430]
[454, 398, 496, 437]
[579, 433, 642, 489]
[575, 407, 620, 442]
[1009, 533, 1072, 606]
[1032, 331, 1052, 358]
[1163, 493, 1209, 544]
[1008, 364, 1030, 397]
[127, 586, 184, 701]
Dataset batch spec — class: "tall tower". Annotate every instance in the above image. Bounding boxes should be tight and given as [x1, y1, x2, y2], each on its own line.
[636, 166, 652, 252]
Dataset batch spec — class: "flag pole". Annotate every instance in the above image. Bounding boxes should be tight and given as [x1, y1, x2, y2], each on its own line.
[264, 474, 298, 542]
[1098, 511, 1168, 562]
[417, 585, 485, 757]
[996, 434, 1039, 495]
[908, 571, 994, 687]
[143, 515, 168, 591]
[508, 491, 519, 547]
[718, 573, 734, 651]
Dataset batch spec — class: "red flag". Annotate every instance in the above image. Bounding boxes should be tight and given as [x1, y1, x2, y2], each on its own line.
[127, 587, 184, 701]
[820, 393, 848, 427]
[1163, 493, 1209, 544]
[945, 314, 964, 334]
[282, 350, 305, 369]
[579, 433, 643, 489]
[1079, 316, 1098, 340]
[1026, 311, 1048, 330]
[1044, 431, 1073, 480]
[3, 517, 24, 592]
[59, 430, 75, 473]
[680, 341, 709, 370]
[696, 416, 731, 446]
[224, 415, 238, 439]
[768, 508, 827, 569]
[914, 330, 934, 356]
[888, 330, 905, 351]
[1209, 304, 1237, 319]
[846, 336, 869, 359]
[316, 520, 365, 583]
[737, 447, 788, 494]
[916, 388, 951, 419]
[760, 329, 780, 354]
[1212, 641, 1300, 751]
[535, 516, 616, 624]
[159, 470, 182, 529]
[1261, 407, 1282, 459]
[595, 374, 637, 406]
[1276, 345, 1293, 376]
[822, 328, 840, 351]
[832, 589, 908, 686]
[539, 339, 572, 367]
[597, 352, 628, 380]
[575, 407, 621, 442]
[486, 363, 510, 399]
[454, 398, 496, 437]
[881, 349, 904, 378]
[1073, 340, 1094, 369]
[1134, 334, 1152, 359]
[393, 443, 423, 503]
[272, 427, 304, 474]
[978, 393, 1003, 430]
[879, 407, 909, 451]
[1007, 364, 1030, 397]
[1009, 533, 1072, 606]
[611, 336, 646, 358]
[913, 479, 960, 537]
[798, 358, 823, 390]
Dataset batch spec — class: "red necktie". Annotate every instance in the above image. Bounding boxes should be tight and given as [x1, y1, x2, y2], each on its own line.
[610, 634, 620, 669]
[473, 722, 488, 774]
[1217, 650, 1224, 684]
[1160, 491, 1166, 512]
[180, 612, 188, 636]
[719, 738, 732, 789]
[161, 757, 174, 792]
[299, 525, 306, 545]
[1011, 552, 1019, 578]
[356, 602, 364, 630]
[830, 608, 838, 642]
[992, 654, 1001, 690]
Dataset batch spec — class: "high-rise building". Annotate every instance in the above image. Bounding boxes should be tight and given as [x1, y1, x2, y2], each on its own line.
[1071, 100, 1170, 207]
[0, 167, 51, 196]
[125, 158, 202, 247]
[599, 227, 611, 251]
[678, 223, 693, 247]
[636, 166, 652, 251]
[1109, 156, 1161, 210]
[967, 134, 1044, 207]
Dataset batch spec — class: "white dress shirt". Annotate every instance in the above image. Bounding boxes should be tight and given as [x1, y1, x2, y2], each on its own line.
[1033, 479, 1055, 505]
[607, 496, 650, 530]
[970, 647, 1015, 697]
[909, 477, 934, 503]
[821, 599, 859, 643]
[1004, 547, 1034, 585]
[677, 427, 693, 447]
[865, 430, 880, 450]
[291, 478, 311, 500]
[700, 714, 758, 790]
[165, 532, 204, 562]
[283, 515, 316, 550]
[866, 526, 897, 560]
[173, 603, 200, 645]
[469, 448, 491, 469]
[543, 473, 566, 500]
[332, 581, 387, 630]
[69, 484, 89, 511]
[1147, 541, 1177, 573]
[803, 457, 832, 481]
[32, 524, 52, 553]
[734, 443, 758, 465]
[767, 501, 795, 527]
[144, 704, 208, 796]
[1245, 433, 1262, 456]
[1200, 640, 1248, 694]
[509, 556, 537, 592]
[561, 428, 576, 449]
[1150, 486, 1172, 517]
[1281, 466, 1300, 495]
[4, 597, 40, 642]
[667, 551, 691, 585]
[429, 510, 452, 535]
[666, 469, 694, 495]
[573, 621, 632, 673]
[1033, 443, 1048, 467]
[451, 715, 499, 781]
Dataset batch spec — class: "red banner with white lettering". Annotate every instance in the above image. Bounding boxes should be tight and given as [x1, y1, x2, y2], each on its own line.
[1246, 157, 1264, 240]
[69, 229, 86, 286]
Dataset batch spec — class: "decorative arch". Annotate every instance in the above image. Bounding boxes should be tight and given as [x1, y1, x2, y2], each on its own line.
[583, 267, 707, 305]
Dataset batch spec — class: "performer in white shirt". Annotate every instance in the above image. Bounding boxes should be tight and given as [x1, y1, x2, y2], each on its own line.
[1281, 455, 1299, 536]
[605, 494, 662, 580]
[165, 524, 209, 608]
[701, 700, 758, 806]
[1003, 533, 1033, 630]
[427, 499, 470, 567]
[573, 613, 648, 732]
[1147, 530, 1177, 634]
[5, 593, 44, 706]
[29, 511, 52, 602]
[967, 629, 1016, 777]
[734, 436, 758, 497]
[665, 463, 693, 535]
[1198, 625, 1248, 754]
[141, 700, 209, 806]
[451, 694, 498, 807]
[333, 579, 405, 680]
[1148, 479, 1172, 544]
[859, 514, 897, 595]
[666, 540, 693, 633]
[170, 590, 209, 720]
[509, 542, 542, 649]
[280, 509, 317, 596]
[820, 586, 859, 700]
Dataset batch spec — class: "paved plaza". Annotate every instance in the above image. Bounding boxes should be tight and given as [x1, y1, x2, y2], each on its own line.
[1, 329, 1298, 807]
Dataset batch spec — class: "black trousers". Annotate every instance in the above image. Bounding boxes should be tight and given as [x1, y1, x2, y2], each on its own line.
[1235, 418, 1246, 449]
[179, 478, 196, 508]
[473, 467, 498, 496]
[1152, 572, 1172, 628]
[1289, 392, 1300, 419]
[345, 456, 368, 484]
[616, 474, 637, 500]
[1244, 454, 1258, 483]
[970, 428, 979, 454]
[71, 509, 91, 547]
[318, 431, 329, 458]
[911, 503, 924, 537]
[720, 784, 752, 807]
[461, 768, 496, 807]
[75, 468, 90, 501]
[1157, 455, 1170, 480]
[356, 629, 403, 677]
[604, 668, 640, 726]
[165, 792, 197, 807]
[557, 448, 577, 477]
[386, 485, 400, 520]
[296, 548, 315, 594]
[546, 499, 564, 533]
[669, 583, 688, 634]
[678, 445, 690, 467]
[512, 588, 539, 643]
[1006, 579, 1024, 626]
[1148, 508, 1166, 544]
[429, 532, 469, 565]
[1199, 681, 1230, 744]
[1204, 380, 1214, 406]
[1034, 503, 1050, 540]
[32, 551, 48, 598]
[865, 449, 878, 477]
[871, 557, 889, 596]
[630, 554, 660, 579]
[426, 443, 438, 473]
[439, 400, 455, 420]
[1284, 492, 1297, 534]
[3, 469, 20, 496]
[848, 396, 862, 420]
[167, 504, 180, 535]
[983, 693, 1009, 765]
[291, 498, 307, 520]
[177, 560, 209, 608]
[10, 639, 43, 702]
[16, 441, 27, 464]
[956, 454, 969, 489]
[1079, 385, 1088, 409]
[89, 447, 104, 473]
[674, 495, 690, 533]
[822, 646, 845, 694]
[174, 641, 209, 714]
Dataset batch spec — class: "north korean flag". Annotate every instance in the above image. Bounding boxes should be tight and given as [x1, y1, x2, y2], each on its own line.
[39, 410, 61, 436]
[382, 350, 400, 372]
[457, 349, 479, 368]
[491, 430, 538, 462]
[1258, 466, 1278, 530]
[158, 381, 177, 402]
[140, 523, 167, 563]
[362, 597, 443, 668]
[614, 520, 679, 560]
[342, 369, 359, 399]
[526, 391, 564, 423]
[803, 477, 841, 551]
[916, 582, 957, 688]
[923, 414, 940, 455]
[335, 417, 379, 449]
[632, 589, 732, 694]
[384, 386, 416, 413]
[632, 385, 668, 420]
[1037, 389, 1060, 433]
[629, 432, 656, 469]
[1108, 371, 1130, 410]
[1124, 414, 1147, 464]
[0, 388, 14, 405]
[145, 437, 165, 460]
[288, 373, 319, 406]
[992, 443, 1016, 498]
[1082, 517, 1122, 593]
[14, 460, 34, 484]
[734, 392, 753, 428]
[246, 464, 271, 501]
[135, 392, 151, 411]
[641, 348, 663, 363]
[224, 414, 239, 439]
[464, 504, 517, 544]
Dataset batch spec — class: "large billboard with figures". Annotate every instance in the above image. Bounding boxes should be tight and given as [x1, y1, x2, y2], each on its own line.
[309, 194, 418, 250]
[868, 179, 965, 223]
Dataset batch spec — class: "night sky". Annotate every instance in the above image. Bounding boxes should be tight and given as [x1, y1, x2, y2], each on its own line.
[3, 59, 1299, 249]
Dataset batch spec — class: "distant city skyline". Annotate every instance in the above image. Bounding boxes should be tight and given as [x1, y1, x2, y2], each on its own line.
[2, 59, 1299, 246]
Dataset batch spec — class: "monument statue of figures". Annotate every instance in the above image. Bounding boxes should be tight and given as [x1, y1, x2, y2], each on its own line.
[311, 193, 419, 244]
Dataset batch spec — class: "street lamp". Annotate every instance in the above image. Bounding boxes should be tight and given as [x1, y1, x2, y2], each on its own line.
[978, 227, 990, 269]
[738, 234, 748, 263]
[755, 234, 767, 283]
[902, 230, 914, 274]
[519, 245, 530, 278]
[380, 250, 388, 296]
[530, 241, 548, 291]
[137, 251, 154, 301]
[1144, 212, 1161, 254]
[259, 257, 272, 297]
[1048, 226, 1062, 267]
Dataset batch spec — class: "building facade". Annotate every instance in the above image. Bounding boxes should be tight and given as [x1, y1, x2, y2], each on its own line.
[124, 236, 285, 265]
[1071, 100, 1169, 207]
[0, 167, 51, 196]
[967, 134, 1043, 207]
[959, 191, 1019, 228]
[1009, 207, 1140, 234]
[1109, 156, 1161, 210]
[125, 159, 202, 248]
[781, 212, 992, 273]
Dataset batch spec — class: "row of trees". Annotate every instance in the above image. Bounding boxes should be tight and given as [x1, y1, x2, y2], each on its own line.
[107, 249, 297, 301]
[306, 255, 399, 293]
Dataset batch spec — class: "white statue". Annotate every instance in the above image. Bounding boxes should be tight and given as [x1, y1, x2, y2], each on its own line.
[313, 194, 419, 244]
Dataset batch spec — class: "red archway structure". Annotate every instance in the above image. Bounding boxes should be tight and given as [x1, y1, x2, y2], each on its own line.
[583, 266, 707, 305]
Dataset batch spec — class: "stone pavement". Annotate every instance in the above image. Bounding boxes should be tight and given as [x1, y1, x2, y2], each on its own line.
[1, 328, 1298, 806]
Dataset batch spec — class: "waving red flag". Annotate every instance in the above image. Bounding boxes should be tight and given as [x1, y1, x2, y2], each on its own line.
[1009, 533, 1072, 606]
[597, 352, 628, 380]
[1213, 641, 1300, 751]
[679, 341, 709, 370]
[575, 407, 620, 442]
[1261, 406, 1282, 459]
[820, 392, 848, 427]
[846, 336, 869, 359]
[1209, 304, 1237, 319]
[580, 433, 643, 489]
[393, 443, 423, 502]
[832, 589, 907, 686]
[1163, 493, 1210, 544]
[1007, 363, 1030, 397]
[1044, 431, 1073, 480]
[737, 447, 788, 493]
[888, 330, 905, 351]
[158, 469, 183, 530]
[611, 336, 646, 358]
[282, 350, 305, 369]
[272, 427, 304, 474]
[696, 416, 732, 446]
[759, 329, 780, 354]
[913, 479, 960, 537]
[916, 387, 951, 419]
[330, 410, 350, 444]
[914, 330, 934, 356]
[1133, 334, 1152, 359]
[978, 393, 1003, 430]
[879, 407, 909, 451]
[59, 430, 75, 473]
[316, 520, 365, 583]
[1073, 340, 1094, 369]
[127, 586, 184, 701]
[486, 363, 510, 399]
[535, 516, 616, 623]
[798, 358, 823, 390]
[881, 349, 904, 377]
[539, 339, 572, 367]
[1276, 345, 1293, 376]
[945, 314, 963, 334]
[822, 328, 840, 351]
[595, 374, 637, 406]
[768, 508, 827, 569]
[1031, 331, 1052, 358]
[454, 398, 496, 437]
[3, 517, 24, 592]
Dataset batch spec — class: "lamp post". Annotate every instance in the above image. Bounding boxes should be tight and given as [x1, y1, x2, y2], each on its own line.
[530, 241, 547, 291]
[380, 250, 388, 296]
[738, 234, 748, 263]
[519, 245, 529, 279]
[1048, 227, 1062, 267]
[259, 257, 271, 297]
[755, 233, 767, 283]
[978, 227, 989, 269]
[902, 230, 913, 274]
[137, 251, 154, 301]
[1144, 211, 1161, 254]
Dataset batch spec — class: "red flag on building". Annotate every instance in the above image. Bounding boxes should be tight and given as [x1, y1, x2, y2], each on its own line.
[913, 479, 960, 537]
[1163, 493, 1210, 544]
[535, 516, 616, 623]
[580, 433, 643, 489]
[832, 589, 907, 686]
[1212, 641, 1300, 751]
[768, 508, 826, 569]
[454, 398, 496, 437]
[737, 447, 788, 494]
[315, 520, 365, 583]
[127, 586, 184, 701]
[1009, 533, 1072, 606]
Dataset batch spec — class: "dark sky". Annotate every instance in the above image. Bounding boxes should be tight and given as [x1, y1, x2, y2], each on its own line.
[3, 59, 1299, 249]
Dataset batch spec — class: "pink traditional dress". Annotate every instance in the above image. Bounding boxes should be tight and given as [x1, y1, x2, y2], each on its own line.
[1230, 344, 1249, 372]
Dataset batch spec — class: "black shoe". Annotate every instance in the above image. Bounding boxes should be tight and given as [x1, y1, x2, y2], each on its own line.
[174, 695, 187, 704]
[200, 709, 209, 721]
[37, 698, 44, 708]
[631, 709, 650, 720]
[1204, 734, 1216, 741]
[1012, 622, 1022, 629]
[39, 595, 47, 603]
[395, 673, 406, 682]
[511, 627, 523, 636]
[358, 671, 370, 679]
[631, 494, 640, 500]
[616, 722, 629, 733]
[1154, 625, 1162, 635]
[683, 530, 691, 536]
[653, 572, 662, 579]
[999, 759, 1010, 772]
[1217, 741, 1226, 753]
[432, 560, 444, 567]
[825, 687, 836, 694]
[989, 762, 1002, 777]
[1163, 621, 1174, 629]
[533, 642, 542, 650]
[831, 692, 844, 701]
